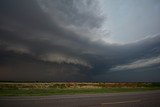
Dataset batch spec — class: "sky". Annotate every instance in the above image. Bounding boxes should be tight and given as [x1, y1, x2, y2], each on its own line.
[0, 0, 160, 82]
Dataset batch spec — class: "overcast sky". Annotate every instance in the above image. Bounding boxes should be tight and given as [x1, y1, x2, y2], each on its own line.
[0, 0, 160, 82]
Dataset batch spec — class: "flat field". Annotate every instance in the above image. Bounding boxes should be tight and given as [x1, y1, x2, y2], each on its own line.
[0, 82, 160, 96]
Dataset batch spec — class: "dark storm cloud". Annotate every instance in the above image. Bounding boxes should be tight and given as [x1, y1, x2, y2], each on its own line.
[0, 0, 160, 82]
[0, 0, 107, 81]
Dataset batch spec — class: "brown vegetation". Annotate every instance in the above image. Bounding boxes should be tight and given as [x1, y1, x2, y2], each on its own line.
[0, 82, 159, 89]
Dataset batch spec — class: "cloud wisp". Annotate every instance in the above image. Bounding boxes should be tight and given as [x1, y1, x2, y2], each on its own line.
[110, 56, 160, 72]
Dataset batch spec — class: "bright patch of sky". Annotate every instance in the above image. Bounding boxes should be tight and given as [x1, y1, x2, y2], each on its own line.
[99, 0, 160, 43]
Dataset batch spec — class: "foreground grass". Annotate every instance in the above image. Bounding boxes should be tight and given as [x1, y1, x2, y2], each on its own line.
[0, 82, 160, 96]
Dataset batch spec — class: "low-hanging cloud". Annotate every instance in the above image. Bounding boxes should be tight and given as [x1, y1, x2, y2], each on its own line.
[39, 53, 92, 68]
[5, 44, 31, 55]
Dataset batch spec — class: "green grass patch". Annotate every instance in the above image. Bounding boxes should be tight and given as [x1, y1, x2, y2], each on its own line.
[0, 82, 160, 96]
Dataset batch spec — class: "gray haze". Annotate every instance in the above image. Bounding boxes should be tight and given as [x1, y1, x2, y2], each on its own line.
[0, 0, 160, 82]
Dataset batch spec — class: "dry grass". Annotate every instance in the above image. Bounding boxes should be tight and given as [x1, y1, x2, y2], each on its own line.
[0, 82, 159, 89]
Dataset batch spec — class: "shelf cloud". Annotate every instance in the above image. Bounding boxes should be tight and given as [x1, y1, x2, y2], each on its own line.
[0, 0, 160, 82]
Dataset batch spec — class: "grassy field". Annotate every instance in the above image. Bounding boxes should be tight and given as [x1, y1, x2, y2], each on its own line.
[0, 82, 160, 96]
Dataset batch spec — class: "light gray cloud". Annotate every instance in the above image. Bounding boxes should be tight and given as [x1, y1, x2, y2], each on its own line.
[39, 53, 92, 68]
[110, 56, 160, 71]
[38, 0, 104, 28]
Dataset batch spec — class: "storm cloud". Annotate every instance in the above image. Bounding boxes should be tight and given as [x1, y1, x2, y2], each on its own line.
[0, 0, 160, 82]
